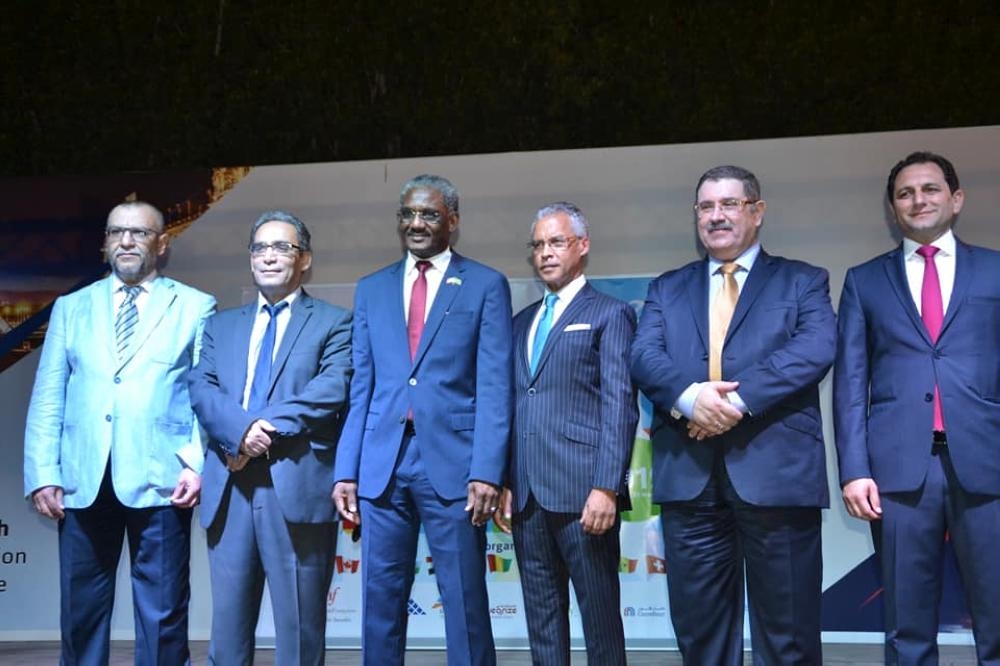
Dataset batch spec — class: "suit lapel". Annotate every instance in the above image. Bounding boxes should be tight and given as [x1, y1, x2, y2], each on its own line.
[941, 240, 972, 339]
[882, 247, 933, 345]
[513, 303, 534, 379]
[685, 261, 709, 352]
[726, 252, 778, 342]
[232, 303, 257, 397]
[93, 277, 116, 364]
[119, 277, 177, 371]
[389, 260, 410, 356]
[412, 253, 464, 368]
[269, 292, 313, 391]
[531, 283, 596, 380]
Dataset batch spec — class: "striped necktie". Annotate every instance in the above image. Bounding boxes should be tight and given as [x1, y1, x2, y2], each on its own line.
[115, 285, 142, 361]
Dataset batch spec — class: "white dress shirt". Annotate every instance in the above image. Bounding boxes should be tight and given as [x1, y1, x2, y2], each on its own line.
[902, 229, 956, 315]
[242, 288, 301, 409]
[403, 248, 452, 324]
[527, 274, 587, 357]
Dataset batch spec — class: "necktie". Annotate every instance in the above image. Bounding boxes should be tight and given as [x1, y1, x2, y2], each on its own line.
[530, 292, 558, 375]
[408, 260, 432, 361]
[917, 245, 945, 431]
[115, 285, 142, 361]
[709, 262, 740, 381]
[248, 301, 288, 412]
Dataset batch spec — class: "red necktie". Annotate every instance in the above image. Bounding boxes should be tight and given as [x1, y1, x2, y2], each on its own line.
[917, 245, 945, 431]
[408, 260, 431, 361]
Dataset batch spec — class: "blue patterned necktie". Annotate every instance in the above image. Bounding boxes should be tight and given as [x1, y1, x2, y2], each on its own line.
[115, 285, 142, 361]
[529, 292, 558, 375]
[248, 301, 288, 411]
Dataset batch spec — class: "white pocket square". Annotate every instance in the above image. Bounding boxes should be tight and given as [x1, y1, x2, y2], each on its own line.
[563, 323, 591, 331]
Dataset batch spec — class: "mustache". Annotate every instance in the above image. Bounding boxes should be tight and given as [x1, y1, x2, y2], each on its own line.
[706, 221, 734, 232]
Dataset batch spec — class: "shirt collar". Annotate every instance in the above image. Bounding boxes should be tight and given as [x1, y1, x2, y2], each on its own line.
[708, 242, 761, 275]
[405, 248, 452, 275]
[903, 228, 956, 259]
[111, 273, 158, 293]
[256, 287, 301, 312]
[544, 273, 587, 303]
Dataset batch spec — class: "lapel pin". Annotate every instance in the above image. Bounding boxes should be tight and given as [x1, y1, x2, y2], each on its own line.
[446, 276, 462, 286]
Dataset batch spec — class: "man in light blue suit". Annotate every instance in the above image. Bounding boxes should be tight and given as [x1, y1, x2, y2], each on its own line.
[631, 166, 836, 665]
[835, 152, 1000, 664]
[24, 200, 215, 665]
[189, 211, 352, 666]
[333, 174, 513, 666]
[495, 202, 637, 666]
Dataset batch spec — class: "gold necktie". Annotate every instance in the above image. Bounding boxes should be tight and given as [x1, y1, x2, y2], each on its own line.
[709, 262, 740, 381]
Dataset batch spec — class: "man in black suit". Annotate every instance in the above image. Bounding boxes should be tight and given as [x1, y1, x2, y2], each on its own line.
[496, 201, 638, 666]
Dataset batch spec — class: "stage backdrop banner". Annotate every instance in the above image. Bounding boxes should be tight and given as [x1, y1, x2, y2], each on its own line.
[5, 125, 998, 649]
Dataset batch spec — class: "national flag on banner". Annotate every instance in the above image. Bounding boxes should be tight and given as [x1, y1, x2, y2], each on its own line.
[646, 554, 667, 574]
[619, 557, 638, 573]
[488, 554, 513, 572]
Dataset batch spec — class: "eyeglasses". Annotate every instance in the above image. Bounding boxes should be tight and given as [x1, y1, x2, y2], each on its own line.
[106, 226, 159, 241]
[397, 207, 444, 225]
[249, 241, 303, 256]
[694, 199, 758, 216]
[527, 236, 578, 253]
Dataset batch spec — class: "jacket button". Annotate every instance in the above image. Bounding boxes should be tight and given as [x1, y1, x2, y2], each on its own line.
[399, 416, 406, 423]
[105, 414, 112, 422]
[924, 393, 934, 402]
[409, 378, 417, 386]
[527, 388, 536, 396]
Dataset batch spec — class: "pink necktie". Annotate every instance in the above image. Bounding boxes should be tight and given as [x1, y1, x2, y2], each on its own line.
[917, 245, 945, 431]
[408, 260, 431, 361]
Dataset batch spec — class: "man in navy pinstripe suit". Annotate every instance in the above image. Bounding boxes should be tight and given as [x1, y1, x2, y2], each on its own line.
[495, 202, 638, 666]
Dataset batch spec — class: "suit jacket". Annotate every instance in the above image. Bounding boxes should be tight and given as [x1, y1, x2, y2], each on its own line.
[189, 291, 352, 527]
[509, 283, 638, 513]
[24, 275, 216, 509]
[335, 252, 514, 501]
[834, 239, 1000, 495]
[630, 251, 836, 508]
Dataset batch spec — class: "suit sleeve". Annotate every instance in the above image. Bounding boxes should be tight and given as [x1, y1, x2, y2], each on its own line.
[630, 277, 692, 413]
[468, 272, 514, 486]
[833, 268, 873, 483]
[188, 313, 253, 457]
[334, 283, 372, 482]
[593, 303, 639, 492]
[175, 293, 216, 474]
[23, 296, 69, 496]
[730, 266, 836, 414]
[261, 307, 353, 439]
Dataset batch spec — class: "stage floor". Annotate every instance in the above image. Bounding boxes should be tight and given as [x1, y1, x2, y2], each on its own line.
[0, 641, 980, 664]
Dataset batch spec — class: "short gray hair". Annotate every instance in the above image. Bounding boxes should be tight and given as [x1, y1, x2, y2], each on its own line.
[531, 201, 589, 238]
[250, 210, 312, 250]
[400, 174, 459, 215]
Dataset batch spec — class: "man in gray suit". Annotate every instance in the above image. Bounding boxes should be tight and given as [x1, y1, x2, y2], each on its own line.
[189, 210, 352, 665]
[24, 200, 215, 665]
[495, 202, 638, 666]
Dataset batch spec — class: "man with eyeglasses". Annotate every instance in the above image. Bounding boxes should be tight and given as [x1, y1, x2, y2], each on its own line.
[493, 202, 637, 665]
[188, 210, 352, 665]
[333, 174, 513, 665]
[835, 152, 1000, 664]
[24, 200, 215, 665]
[630, 165, 836, 665]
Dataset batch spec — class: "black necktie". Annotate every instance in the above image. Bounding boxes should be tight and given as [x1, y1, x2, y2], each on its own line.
[248, 301, 288, 411]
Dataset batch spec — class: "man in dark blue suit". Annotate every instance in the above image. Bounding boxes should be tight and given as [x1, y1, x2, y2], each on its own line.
[333, 175, 513, 665]
[189, 211, 352, 665]
[835, 152, 1000, 665]
[494, 202, 637, 665]
[631, 166, 836, 665]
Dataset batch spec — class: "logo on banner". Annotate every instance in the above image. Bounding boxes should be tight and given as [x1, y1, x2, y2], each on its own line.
[619, 557, 638, 573]
[407, 599, 427, 616]
[490, 603, 519, 618]
[623, 605, 668, 618]
[646, 555, 667, 574]
[487, 553, 513, 573]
